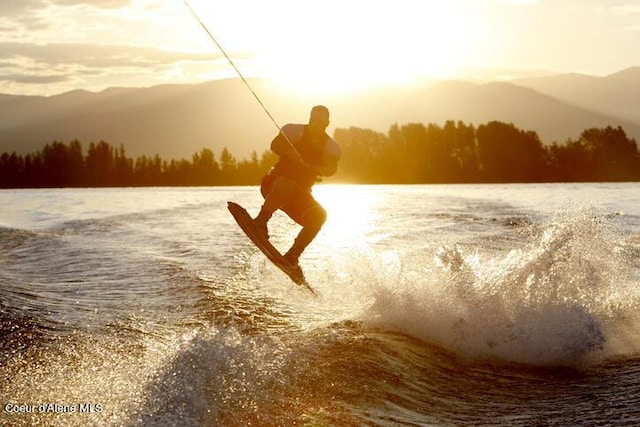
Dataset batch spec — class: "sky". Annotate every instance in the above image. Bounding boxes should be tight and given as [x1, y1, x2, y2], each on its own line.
[1, 0, 639, 96]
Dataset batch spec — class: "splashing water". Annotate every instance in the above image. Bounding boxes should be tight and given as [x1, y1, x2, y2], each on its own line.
[364, 210, 640, 366]
[2, 185, 640, 425]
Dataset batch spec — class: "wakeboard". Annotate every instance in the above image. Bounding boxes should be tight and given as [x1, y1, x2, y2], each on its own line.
[227, 201, 317, 295]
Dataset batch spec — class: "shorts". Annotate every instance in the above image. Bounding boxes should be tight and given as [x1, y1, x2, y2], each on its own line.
[260, 173, 321, 226]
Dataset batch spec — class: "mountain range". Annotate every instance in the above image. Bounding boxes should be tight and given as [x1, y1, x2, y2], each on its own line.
[0, 67, 638, 160]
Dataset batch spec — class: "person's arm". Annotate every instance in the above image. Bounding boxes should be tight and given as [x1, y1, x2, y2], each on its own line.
[271, 131, 294, 156]
[314, 138, 341, 177]
[313, 157, 338, 177]
[271, 124, 306, 165]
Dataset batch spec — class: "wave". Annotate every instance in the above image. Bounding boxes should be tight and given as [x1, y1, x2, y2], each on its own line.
[358, 210, 640, 367]
[2, 208, 639, 425]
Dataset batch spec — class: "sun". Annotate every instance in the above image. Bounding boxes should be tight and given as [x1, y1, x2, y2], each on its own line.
[181, 1, 485, 96]
[258, 1, 480, 96]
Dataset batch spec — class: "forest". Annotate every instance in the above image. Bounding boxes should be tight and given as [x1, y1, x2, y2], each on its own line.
[0, 120, 638, 188]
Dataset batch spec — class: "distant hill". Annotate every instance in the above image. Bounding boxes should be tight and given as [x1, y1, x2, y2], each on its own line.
[1, 73, 639, 160]
[337, 80, 640, 147]
[515, 67, 640, 125]
[0, 80, 278, 160]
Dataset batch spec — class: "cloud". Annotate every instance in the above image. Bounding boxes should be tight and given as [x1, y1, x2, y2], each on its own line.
[597, 3, 640, 16]
[51, 0, 131, 7]
[0, 74, 70, 84]
[0, 0, 46, 16]
[611, 4, 640, 15]
[0, 1, 54, 32]
[596, 3, 640, 31]
[0, 41, 222, 93]
[0, 0, 130, 23]
[0, 0, 130, 14]
[0, 42, 215, 69]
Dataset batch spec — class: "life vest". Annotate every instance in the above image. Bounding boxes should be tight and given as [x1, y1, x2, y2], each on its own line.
[270, 123, 341, 188]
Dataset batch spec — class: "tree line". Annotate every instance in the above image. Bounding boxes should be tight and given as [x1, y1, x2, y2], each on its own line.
[0, 140, 277, 188]
[0, 120, 638, 188]
[336, 121, 640, 183]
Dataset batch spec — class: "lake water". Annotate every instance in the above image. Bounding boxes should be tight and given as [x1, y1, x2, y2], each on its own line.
[1, 183, 640, 425]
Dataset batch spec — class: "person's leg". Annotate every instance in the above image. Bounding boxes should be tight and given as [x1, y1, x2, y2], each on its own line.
[254, 176, 296, 238]
[283, 204, 327, 266]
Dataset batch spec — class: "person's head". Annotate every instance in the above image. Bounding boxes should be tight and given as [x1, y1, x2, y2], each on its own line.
[308, 105, 330, 133]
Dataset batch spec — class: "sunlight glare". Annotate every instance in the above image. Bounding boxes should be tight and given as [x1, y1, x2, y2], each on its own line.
[179, 0, 484, 96]
[266, 1, 478, 95]
[313, 185, 379, 250]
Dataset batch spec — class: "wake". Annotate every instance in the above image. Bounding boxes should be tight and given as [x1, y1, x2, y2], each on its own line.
[359, 210, 640, 366]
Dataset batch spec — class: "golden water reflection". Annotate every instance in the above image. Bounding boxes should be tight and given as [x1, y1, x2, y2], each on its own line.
[313, 184, 381, 250]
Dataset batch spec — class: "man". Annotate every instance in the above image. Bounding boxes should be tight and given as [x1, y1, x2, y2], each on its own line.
[253, 105, 341, 271]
